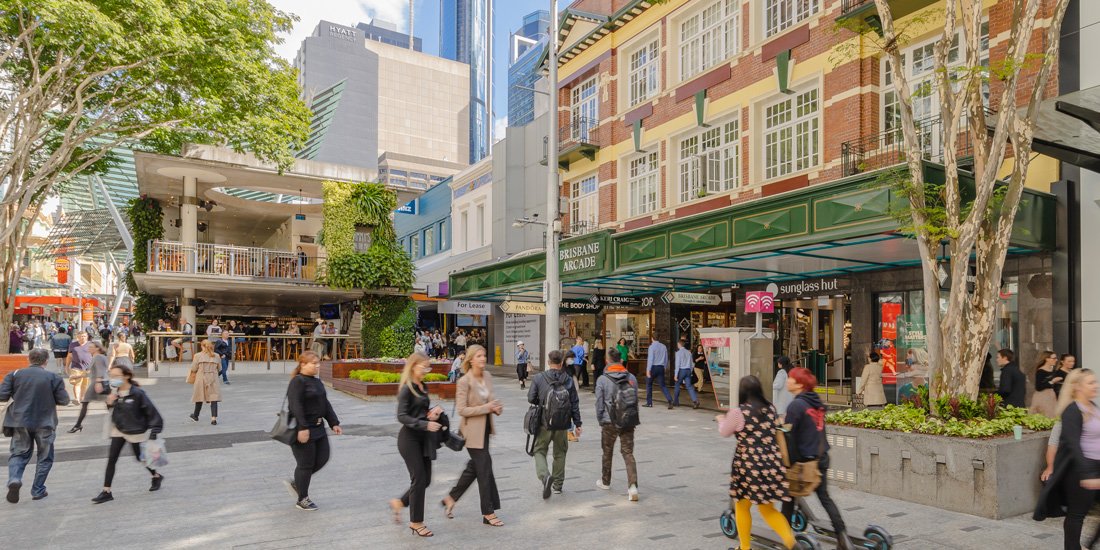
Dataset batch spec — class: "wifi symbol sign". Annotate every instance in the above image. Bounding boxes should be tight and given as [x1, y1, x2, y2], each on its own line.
[745, 291, 775, 313]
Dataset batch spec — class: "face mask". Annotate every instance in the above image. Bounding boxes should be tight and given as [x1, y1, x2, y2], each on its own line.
[108, 378, 124, 388]
[566, 358, 575, 365]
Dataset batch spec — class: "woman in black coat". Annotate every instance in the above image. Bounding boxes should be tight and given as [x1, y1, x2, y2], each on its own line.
[390, 353, 443, 538]
[590, 340, 606, 388]
[1034, 368, 1100, 549]
[91, 363, 164, 503]
[283, 351, 342, 511]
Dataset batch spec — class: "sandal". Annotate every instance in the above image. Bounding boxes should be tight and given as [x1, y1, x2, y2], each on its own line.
[409, 525, 433, 537]
[482, 514, 504, 527]
[389, 499, 404, 525]
[440, 497, 455, 519]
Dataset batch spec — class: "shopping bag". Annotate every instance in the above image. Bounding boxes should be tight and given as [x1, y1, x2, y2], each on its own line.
[141, 438, 169, 469]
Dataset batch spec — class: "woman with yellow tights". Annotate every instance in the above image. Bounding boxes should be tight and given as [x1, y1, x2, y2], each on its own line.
[717, 374, 796, 549]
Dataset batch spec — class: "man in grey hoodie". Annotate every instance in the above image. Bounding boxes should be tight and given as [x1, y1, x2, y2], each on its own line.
[594, 348, 640, 501]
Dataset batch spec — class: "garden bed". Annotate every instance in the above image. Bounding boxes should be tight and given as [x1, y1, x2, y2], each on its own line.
[327, 358, 450, 379]
[824, 395, 1054, 519]
[321, 362, 455, 400]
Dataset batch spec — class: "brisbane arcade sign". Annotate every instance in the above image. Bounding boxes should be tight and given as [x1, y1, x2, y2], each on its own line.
[558, 233, 609, 277]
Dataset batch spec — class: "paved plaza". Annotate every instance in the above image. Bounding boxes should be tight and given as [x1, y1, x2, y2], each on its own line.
[0, 369, 1074, 549]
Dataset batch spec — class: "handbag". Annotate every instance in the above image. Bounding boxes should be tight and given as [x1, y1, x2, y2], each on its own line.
[186, 367, 197, 385]
[443, 402, 466, 452]
[785, 426, 825, 497]
[269, 393, 298, 445]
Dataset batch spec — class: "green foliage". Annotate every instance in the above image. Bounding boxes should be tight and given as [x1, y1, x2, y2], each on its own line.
[348, 369, 446, 383]
[827, 401, 1054, 439]
[133, 293, 167, 331]
[321, 180, 414, 291]
[360, 295, 416, 359]
[132, 340, 147, 364]
[126, 196, 164, 275]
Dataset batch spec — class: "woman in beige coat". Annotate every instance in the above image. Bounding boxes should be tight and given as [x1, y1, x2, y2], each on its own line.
[442, 344, 503, 526]
[858, 351, 888, 408]
[189, 339, 222, 425]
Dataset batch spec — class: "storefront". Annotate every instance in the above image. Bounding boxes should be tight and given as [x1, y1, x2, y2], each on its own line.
[559, 299, 602, 350]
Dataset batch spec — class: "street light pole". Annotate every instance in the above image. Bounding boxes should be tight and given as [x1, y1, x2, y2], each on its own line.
[544, 0, 561, 366]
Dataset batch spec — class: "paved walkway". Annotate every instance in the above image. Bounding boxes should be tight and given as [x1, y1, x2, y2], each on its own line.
[0, 369, 1074, 549]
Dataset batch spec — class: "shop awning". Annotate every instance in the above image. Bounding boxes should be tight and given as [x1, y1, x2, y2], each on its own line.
[449, 164, 1055, 301]
[1029, 84, 1100, 172]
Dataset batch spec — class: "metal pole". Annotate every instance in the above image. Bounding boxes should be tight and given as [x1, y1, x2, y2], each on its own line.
[543, 0, 561, 368]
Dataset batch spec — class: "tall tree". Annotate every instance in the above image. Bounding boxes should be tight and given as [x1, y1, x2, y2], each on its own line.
[0, 0, 311, 352]
[868, 0, 1070, 399]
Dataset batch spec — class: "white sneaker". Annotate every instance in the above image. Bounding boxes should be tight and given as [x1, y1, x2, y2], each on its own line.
[627, 484, 639, 502]
[596, 480, 611, 490]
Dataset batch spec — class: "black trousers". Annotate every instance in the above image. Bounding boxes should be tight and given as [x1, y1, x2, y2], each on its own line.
[516, 363, 529, 382]
[782, 454, 846, 535]
[104, 437, 156, 487]
[1064, 464, 1097, 550]
[398, 428, 432, 523]
[448, 422, 500, 515]
[290, 435, 330, 500]
[75, 402, 91, 427]
[577, 360, 589, 387]
[193, 401, 219, 417]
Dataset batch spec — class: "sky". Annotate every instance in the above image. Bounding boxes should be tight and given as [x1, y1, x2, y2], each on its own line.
[268, 0, 549, 142]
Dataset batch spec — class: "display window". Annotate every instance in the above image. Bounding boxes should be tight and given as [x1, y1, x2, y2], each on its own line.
[603, 310, 654, 361]
[560, 314, 599, 350]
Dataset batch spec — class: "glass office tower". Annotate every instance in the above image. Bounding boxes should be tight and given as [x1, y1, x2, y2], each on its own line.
[507, 10, 550, 128]
[440, 0, 493, 164]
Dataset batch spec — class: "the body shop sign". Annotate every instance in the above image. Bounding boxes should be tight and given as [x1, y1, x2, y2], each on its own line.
[558, 233, 609, 278]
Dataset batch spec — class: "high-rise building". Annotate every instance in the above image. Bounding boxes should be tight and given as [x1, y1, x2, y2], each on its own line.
[295, 21, 469, 179]
[358, 19, 422, 51]
[507, 10, 550, 128]
[439, 0, 493, 163]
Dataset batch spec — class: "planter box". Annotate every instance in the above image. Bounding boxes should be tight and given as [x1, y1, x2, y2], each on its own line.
[826, 425, 1049, 519]
[332, 377, 456, 400]
[328, 359, 450, 379]
[0, 354, 28, 378]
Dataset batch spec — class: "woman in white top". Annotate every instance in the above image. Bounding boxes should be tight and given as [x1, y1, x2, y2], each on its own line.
[772, 356, 795, 419]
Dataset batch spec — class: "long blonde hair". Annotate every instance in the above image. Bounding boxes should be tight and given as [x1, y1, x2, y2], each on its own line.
[291, 351, 321, 378]
[1056, 368, 1095, 417]
[400, 352, 432, 395]
[461, 344, 486, 374]
[200, 339, 215, 354]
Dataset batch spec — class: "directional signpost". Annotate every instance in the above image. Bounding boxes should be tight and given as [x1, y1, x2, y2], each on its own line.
[660, 291, 721, 306]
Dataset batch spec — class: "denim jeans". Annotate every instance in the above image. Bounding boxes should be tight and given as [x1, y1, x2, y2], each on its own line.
[673, 369, 698, 405]
[7, 427, 56, 497]
[220, 356, 230, 382]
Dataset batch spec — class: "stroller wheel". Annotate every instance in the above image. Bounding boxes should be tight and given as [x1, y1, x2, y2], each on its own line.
[719, 510, 738, 539]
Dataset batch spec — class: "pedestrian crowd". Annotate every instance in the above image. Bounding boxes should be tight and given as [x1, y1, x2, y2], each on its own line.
[5, 328, 1093, 549]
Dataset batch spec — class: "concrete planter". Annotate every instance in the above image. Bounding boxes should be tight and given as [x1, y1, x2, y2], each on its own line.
[331, 378, 456, 400]
[328, 359, 450, 379]
[826, 425, 1049, 519]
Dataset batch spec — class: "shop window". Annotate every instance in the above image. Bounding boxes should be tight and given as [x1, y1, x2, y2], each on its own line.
[679, 0, 739, 81]
[571, 76, 598, 141]
[604, 311, 654, 362]
[764, 0, 819, 38]
[763, 87, 819, 179]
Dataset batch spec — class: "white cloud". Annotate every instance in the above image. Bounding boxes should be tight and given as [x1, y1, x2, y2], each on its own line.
[493, 116, 507, 143]
[267, 0, 418, 62]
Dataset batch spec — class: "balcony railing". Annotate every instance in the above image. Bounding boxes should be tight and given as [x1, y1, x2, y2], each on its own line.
[568, 220, 598, 237]
[840, 111, 990, 177]
[560, 117, 602, 150]
[840, 0, 872, 15]
[147, 240, 324, 283]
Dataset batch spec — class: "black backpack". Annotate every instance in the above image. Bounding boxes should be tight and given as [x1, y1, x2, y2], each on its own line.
[542, 375, 573, 430]
[523, 404, 542, 456]
[610, 376, 640, 429]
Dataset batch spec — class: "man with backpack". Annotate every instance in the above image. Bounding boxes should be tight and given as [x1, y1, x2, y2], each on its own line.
[527, 350, 582, 500]
[594, 348, 639, 502]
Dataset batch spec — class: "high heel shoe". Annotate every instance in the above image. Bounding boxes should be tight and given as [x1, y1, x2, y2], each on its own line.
[409, 525, 433, 537]
[482, 515, 504, 527]
[68, 425, 83, 433]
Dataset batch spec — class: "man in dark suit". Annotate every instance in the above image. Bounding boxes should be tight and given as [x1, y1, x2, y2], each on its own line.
[0, 349, 71, 502]
[996, 349, 1026, 408]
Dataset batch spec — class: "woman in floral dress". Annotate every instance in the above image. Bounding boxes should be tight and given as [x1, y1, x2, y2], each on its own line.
[717, 375, 795, 550]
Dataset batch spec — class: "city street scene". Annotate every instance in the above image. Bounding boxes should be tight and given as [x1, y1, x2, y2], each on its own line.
[0, 0, 1097, 549]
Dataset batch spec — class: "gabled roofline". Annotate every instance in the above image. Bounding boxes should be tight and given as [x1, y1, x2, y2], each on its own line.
[537, 0, 656, 76]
